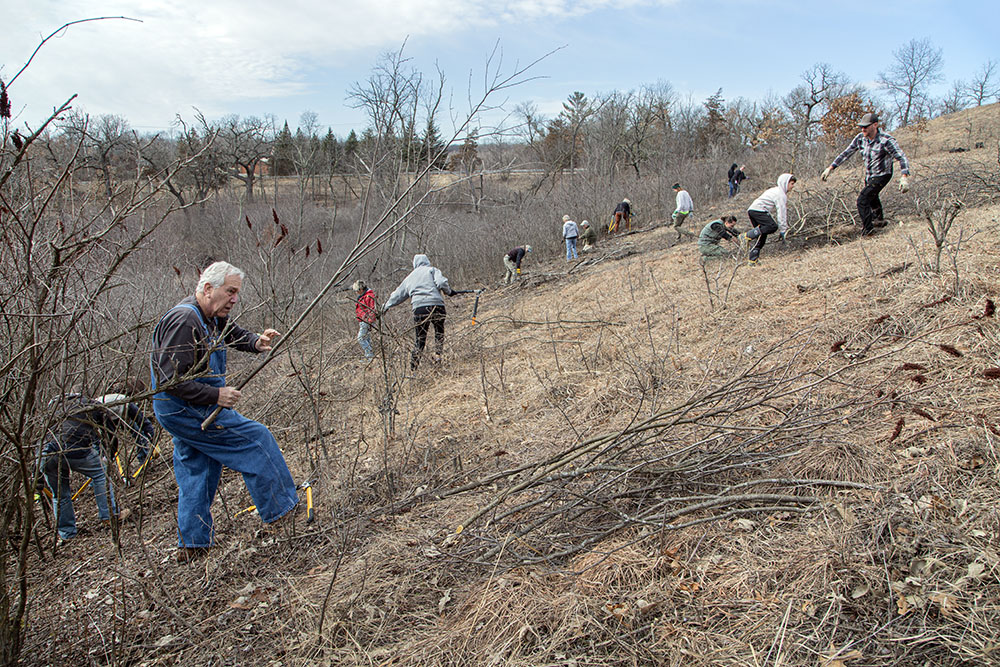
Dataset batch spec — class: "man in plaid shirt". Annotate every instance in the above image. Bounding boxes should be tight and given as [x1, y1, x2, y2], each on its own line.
[821, 112, 911, 236]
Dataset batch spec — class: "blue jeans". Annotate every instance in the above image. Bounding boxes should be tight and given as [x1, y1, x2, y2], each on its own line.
[155, 398, 299, 547]
[357, 321, 374, 358]
[152, 301, 299, 547]
[565, 237, 578, 260]
[43, 447, 116, 540]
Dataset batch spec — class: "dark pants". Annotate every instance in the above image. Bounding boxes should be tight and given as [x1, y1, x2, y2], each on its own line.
[412, 305, 446, 369]
[857, 174, 891, 232]
[746, 210, 779, 261]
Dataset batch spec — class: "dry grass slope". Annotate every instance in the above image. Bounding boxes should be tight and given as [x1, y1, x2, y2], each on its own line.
[23, 106, 1000, 666]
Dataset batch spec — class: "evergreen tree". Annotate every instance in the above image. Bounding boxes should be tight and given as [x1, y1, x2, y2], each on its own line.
[421, 117, 447, 169]
[344, 129, 359, 165]
[273, 121, 295, 175]
[321, 129, 340, 172]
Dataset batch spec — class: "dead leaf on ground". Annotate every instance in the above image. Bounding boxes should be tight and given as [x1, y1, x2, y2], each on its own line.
[438, 588, 452, 614]
[930, 592, 956, 615]
[821, 647, 863, 666]
[959, 456, 984, 469]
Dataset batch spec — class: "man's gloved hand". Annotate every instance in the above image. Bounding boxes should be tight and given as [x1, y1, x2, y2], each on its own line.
[517, 268, 521, 275]
[821, 166, 833, 181]
[898, 175, 910, 193]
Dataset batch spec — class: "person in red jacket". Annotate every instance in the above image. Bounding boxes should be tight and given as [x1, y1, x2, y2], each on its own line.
[352, 280, 377, 359]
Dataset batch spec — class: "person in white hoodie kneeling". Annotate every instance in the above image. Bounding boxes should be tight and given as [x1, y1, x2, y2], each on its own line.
[383, 254, 455, 370]
[741, 174, 796, 264]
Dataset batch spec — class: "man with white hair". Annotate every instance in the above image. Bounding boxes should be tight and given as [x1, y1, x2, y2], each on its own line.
[150, 261, 298, 562]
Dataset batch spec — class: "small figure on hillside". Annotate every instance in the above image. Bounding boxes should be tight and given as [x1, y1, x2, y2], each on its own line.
[39, 394, 131, 543]
[562, 214, 579, 261]
[698, 215, 740, 260]
[671, 183, 695, 242]
[503, 245, 532, 284]
[729, 164, 747, 198]
[383, 254, 456, 370]
[610, 198, 631, 234]
[580, 220, 598, 251]
[821, 112, 910, 236]
[352, 280, 377, 360]
[740, 174, 796, 264]
[95, 390, 157, 466]
[151, 261, 299, 562]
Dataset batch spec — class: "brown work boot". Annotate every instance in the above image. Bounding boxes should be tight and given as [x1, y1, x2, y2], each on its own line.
[101, 508, 131, 529]
[175, 547, 210, 563]
[260, 504, 303, 537]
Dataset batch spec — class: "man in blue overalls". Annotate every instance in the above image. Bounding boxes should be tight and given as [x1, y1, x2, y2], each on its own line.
[151, 261, 298, 562]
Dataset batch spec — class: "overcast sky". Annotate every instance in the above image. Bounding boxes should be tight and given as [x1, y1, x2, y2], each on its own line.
[2, 0, 995, 138]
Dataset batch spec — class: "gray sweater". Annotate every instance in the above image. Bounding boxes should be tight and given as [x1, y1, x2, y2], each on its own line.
[383, 254, 453, 312]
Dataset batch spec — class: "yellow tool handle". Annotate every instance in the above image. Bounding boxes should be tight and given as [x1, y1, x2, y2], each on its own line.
[306, 486, 314, 523]
[71, 477, 92, 501]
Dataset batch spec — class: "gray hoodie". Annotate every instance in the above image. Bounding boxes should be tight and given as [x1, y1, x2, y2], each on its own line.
[383, 254, 453, 312]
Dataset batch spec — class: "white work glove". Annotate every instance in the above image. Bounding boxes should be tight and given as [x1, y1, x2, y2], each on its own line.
[821, 166, 833, 182]
[898, 175, 910, 193]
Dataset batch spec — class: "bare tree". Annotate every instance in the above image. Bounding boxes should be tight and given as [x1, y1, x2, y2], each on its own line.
[59, 111, 136, 200]
[878, 37, 944, 127]
[218, 114, 272, 201]
[784, 63, 854, 164]
[941, 80, 967, 115]
[140, 113, 228, 217]
[963, 59, 999, 106]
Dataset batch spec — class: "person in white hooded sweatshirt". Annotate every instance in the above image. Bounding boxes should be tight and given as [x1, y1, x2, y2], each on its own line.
[740, 173, 796, 264]
[383, 254, 455, 369]
[562, 214, 579, 261]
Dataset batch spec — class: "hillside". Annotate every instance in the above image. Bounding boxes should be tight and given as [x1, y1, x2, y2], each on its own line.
[22, 108, 1000, 666]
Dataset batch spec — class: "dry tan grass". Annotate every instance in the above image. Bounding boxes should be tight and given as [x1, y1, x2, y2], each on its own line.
[21, 109, 1000, 666]
[262, 195, 1000, 665]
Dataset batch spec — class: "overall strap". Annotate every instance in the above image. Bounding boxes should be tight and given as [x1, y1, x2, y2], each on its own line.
[150, 302, 217, 392]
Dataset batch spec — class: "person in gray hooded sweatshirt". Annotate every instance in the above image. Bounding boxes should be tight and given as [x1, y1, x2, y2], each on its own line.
[383, 254, 455, 370]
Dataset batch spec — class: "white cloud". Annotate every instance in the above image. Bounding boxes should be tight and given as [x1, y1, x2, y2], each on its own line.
[2, 0, 676, 129]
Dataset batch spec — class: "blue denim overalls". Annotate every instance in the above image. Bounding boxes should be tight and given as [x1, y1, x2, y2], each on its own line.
[152, 303, 298, 547]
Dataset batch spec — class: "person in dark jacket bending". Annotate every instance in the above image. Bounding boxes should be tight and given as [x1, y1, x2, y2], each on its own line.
[39, 394, 130, 542]
[503, 245, 532, 284]
[95, 392, 157, 465]
[610, 198, 631, 233]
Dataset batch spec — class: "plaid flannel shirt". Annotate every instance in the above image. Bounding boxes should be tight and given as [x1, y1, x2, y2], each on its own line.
[830, 129, 910, 181]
